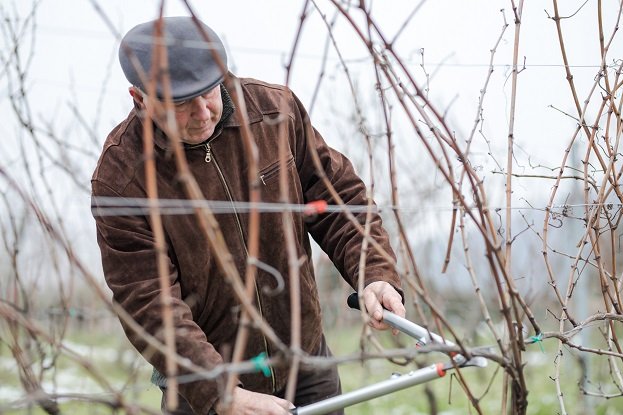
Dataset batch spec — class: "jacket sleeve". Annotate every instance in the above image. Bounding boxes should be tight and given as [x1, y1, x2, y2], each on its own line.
[290, 92, 402, 292]
[91, 181, 223, 414]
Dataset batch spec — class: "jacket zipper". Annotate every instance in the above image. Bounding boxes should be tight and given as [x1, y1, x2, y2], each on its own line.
[210, 147, 277, 392]
[184, 140, 212, 163]
[204, 143, 212, 163]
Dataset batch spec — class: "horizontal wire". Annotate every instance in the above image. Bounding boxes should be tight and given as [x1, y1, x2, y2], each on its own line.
[35, 26, 612, 69]
[90, 196, 617, 217]
[114, 35, 614, 69]
[92, 197, 376, 216]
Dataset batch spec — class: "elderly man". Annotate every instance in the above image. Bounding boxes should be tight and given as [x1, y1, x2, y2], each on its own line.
[92, 16, 404, 415]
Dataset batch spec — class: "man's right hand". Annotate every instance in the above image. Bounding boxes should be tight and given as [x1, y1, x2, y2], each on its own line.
[214, 387, 294, 414]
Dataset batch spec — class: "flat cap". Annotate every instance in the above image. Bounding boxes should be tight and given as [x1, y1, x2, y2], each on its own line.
[119, 16, 227, 102]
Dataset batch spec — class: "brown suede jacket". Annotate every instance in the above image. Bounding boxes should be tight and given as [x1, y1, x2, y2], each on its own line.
[91, 77, 401, 414]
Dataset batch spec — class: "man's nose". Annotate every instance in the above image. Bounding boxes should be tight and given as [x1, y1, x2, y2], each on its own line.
[190, 96, 210, 119]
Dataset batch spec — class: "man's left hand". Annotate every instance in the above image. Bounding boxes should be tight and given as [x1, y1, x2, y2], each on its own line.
[362, 281, 406, 335]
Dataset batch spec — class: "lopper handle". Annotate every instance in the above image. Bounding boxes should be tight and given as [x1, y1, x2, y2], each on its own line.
[346, 292, 454, 347]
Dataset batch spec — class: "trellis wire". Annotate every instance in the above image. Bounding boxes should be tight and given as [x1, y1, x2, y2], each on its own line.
[90, 196, 620, 216]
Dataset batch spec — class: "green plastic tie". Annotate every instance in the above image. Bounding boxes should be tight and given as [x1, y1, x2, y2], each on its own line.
[251, 352, 271, 377]
[529, 333, 544, 353]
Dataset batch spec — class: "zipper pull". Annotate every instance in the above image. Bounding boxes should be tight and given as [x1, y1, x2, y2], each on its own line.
[204, 143, 212, 163]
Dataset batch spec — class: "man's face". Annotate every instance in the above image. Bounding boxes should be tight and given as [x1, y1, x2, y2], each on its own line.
[141, 85, 223, 145]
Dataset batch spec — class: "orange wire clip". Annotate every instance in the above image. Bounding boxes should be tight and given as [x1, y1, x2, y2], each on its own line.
[304, 200, 328, 217]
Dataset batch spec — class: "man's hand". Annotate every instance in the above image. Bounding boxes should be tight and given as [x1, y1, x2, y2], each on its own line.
[214, 387, 294, 415]
[362, 281, 406, 335]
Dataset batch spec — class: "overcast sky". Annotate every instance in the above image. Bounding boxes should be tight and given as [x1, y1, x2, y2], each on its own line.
[16, 0, 615, 170]
[2, 0, 621, 281]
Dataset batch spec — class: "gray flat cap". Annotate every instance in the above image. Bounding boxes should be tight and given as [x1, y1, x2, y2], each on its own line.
[119, 16, 227, 102]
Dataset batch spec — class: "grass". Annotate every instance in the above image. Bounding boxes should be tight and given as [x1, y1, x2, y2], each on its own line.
[0, 323, 161, 415]
[324, 322, 623, 415]
[2, 320, 623, 414]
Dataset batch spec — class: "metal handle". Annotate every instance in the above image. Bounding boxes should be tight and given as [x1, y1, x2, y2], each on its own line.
[292, 363, 446, 415]
[347, 292, 487, 368]
[346, 292, 454, 347]
[291, 293, 488, 415]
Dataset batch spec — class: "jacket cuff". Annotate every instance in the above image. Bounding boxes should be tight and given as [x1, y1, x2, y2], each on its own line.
[180, 379, 221, 415]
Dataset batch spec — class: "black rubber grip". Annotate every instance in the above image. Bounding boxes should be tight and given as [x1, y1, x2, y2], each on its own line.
[347, 292, 360, 310]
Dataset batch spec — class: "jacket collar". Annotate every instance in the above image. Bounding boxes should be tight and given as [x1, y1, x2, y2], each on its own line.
[222, 75, 263, 127]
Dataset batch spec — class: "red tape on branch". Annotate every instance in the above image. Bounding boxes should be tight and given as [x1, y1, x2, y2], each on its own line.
[304, 200, 328, 217]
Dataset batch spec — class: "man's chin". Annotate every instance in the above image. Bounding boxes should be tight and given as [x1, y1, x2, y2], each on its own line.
[183, 129, 214, 144]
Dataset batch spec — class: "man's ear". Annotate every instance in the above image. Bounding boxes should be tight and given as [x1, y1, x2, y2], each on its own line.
[129, 87, 144, 106]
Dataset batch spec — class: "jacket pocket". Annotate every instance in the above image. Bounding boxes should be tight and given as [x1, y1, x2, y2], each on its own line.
[259, 155, 295, 186]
